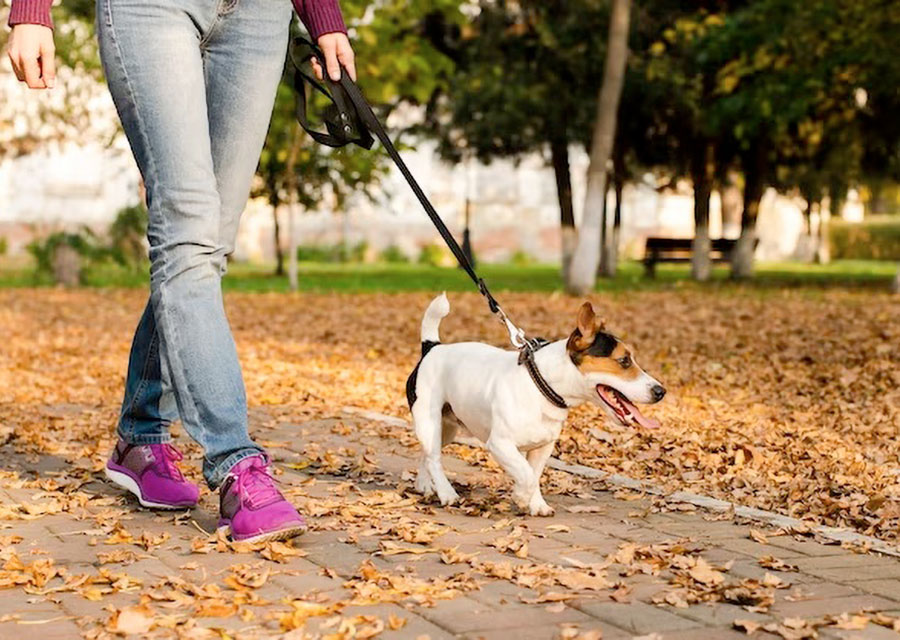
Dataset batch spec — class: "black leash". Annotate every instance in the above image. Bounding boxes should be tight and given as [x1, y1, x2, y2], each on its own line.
[290, 37, 568, 409]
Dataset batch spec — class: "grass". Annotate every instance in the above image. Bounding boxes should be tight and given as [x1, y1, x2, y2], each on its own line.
[0, 255, 896, 294]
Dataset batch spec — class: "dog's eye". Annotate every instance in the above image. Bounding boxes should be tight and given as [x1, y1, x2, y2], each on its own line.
[618, 356, 632, 369]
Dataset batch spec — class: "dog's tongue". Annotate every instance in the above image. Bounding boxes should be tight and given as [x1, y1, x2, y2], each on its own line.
[620, 394, 661, 430]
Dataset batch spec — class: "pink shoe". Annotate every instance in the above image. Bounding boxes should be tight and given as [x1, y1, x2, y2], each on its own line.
[217, 455, 307, 543]
[105, 439, 200, 509]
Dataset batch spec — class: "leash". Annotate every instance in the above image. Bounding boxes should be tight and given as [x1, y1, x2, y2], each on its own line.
[290, 37, 567, 408]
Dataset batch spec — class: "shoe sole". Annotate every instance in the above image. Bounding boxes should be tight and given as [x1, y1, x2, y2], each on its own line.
[217, 524, 307, 545]
[104, 466, 196, 510]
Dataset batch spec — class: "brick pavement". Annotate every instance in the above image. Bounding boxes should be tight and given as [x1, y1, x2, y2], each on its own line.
[1, 411, 900, 639]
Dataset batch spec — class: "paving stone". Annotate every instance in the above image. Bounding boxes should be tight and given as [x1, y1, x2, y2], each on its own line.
[715, 537, 810, 559]
[850, 580, 900, 602]
[417, 596, 591, 634]
[810, 565, 900, 583]
[771, 594, 896, 618]
[672, 602, 772, 628]
[462, 621, 629, 640]
[794, 554, 896, 572]
[574, 601, 703, 635]
[659, 628, 762, 639]
[336, 603, 453, 639]
[819, 623, 900, 640]
[0, 616, 83, 640]
[766, 537, 863, 557]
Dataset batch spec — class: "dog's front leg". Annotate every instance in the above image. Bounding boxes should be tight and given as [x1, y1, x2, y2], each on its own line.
[524, 442, 555, 516]
[487, 435, 543, 515]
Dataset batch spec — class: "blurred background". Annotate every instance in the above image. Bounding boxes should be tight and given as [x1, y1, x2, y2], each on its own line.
[1, 0, 898, 293]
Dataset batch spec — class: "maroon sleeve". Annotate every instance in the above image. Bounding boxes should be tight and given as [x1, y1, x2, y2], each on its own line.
[8, 0, 53, 28]
[293, 0, 347, 40]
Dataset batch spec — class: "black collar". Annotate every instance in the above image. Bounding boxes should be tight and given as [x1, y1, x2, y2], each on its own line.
[518, 338, 568, 409]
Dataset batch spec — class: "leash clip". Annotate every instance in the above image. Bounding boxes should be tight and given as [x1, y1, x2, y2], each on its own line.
[494, 305, 527, 349]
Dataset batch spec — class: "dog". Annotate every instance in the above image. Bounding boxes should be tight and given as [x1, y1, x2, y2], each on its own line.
[406, 294, 665, 516]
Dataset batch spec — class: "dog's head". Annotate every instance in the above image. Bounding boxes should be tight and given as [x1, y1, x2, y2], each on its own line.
[566, 302, 665, 429]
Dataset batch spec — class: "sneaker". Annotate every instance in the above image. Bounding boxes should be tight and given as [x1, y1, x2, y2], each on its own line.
[105, 439, 200, 509]
[217, 455, 307, 543]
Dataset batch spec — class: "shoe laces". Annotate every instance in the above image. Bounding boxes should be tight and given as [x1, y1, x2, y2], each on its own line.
[233, 456, 281, 509]
[152, 443, 184, 480]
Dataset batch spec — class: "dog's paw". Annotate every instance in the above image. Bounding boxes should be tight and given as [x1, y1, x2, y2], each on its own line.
[529, 502, 555, 517]
[437, 488, 460, 506]
[414, 474, 434, 497]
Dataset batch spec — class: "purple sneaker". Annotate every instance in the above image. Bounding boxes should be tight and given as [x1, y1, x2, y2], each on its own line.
[105, 439, 200, 509]
[217, 455, 307, 543]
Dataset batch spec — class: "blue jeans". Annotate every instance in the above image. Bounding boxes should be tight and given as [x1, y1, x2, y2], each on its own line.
[97, 0, 292, 488]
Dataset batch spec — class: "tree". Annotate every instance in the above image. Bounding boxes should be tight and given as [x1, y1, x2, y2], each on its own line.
[565, 0, 631, 294]
[417, 0, 607, 279]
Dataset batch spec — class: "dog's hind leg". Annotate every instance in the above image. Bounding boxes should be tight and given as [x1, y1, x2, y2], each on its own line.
[524, 442, 555, 516]
[412, 395, 459, 506]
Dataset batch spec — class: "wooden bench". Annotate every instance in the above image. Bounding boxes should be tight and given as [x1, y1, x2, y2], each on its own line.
[642, 237, 748, 277]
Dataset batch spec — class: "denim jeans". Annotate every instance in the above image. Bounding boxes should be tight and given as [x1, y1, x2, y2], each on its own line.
[97, 0, 292, 488]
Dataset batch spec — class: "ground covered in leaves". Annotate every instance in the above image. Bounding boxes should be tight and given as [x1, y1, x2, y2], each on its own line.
[0, 287, 899, 639]
[1, 287, 898, 540]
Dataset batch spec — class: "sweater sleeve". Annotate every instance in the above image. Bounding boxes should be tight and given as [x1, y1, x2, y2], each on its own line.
[292, 0, 347, 40]
[8, 0, 53, 28]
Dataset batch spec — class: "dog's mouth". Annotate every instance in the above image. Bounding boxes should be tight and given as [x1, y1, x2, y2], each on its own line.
[596, 385, 660, 430]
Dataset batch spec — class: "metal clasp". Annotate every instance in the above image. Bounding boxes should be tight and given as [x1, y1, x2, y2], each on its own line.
[494, 305, 527, 348]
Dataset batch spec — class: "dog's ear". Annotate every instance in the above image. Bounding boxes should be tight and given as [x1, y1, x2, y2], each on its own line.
[569, 302, 598, 351]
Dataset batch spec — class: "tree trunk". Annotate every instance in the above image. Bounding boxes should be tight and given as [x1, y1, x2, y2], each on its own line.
[285, 124, 304, 292]
[551, 137, 576, 281]
[607, 168, 624, 277]
[690, 140, 714, 281]
[892, 267, 900, 294]
[271, 190, 285, 277]
[731, 141, 765, 279]
[598, 174, 610, 275]
[565, 0, 631, 295]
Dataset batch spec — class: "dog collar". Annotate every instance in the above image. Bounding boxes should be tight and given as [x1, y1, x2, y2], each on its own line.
[518, 338, 568, 409]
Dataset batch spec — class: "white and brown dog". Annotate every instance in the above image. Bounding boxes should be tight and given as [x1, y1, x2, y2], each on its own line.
[406, 294, 665, 516]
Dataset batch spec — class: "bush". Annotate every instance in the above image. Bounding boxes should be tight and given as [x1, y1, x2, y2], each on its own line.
[510, 249, 534, 266]
[418, 243, 451, 267]
[108, 204, 148, 268]
[0, 236, 7, 256]
[296, 241, 368, 263]
[829, 217, 900, 260]
[379, 245, 409, 263]
[27, 229, 112, 286]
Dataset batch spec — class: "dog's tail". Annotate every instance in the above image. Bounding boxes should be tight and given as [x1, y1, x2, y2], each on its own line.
[421, 292, 450, 343]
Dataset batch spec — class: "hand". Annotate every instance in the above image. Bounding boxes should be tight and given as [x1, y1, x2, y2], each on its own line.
[310, 32, 356, 83]
[7, 24, 56, 89]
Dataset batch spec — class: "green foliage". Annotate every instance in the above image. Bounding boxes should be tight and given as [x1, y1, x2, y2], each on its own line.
[296, 241, 368, 263]
[510, 249, 534, 266]
[107, 204, 148, 268]
[0, 237, 7, 257]
[26, 229, 114, 284]
[829, 218, 900, 261]
[378, 245, 409, 263]
[417, 243, 451, 267]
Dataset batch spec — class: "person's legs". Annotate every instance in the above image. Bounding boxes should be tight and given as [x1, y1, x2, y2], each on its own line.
[97, 0, 269, 489]
[117, 300, 177, 444]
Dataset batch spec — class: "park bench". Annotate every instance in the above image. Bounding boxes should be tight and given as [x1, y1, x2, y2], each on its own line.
[642, 237, 755, 277]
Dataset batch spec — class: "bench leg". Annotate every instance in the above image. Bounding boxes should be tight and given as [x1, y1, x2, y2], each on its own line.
[644, 259, 656, 278]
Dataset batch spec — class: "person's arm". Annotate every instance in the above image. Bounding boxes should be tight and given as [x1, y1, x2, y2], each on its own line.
[7, 0, 56, 89]
[294, 0, 356, 82]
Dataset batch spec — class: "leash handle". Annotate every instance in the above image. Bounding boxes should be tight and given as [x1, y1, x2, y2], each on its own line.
[290, 36, 530, 348]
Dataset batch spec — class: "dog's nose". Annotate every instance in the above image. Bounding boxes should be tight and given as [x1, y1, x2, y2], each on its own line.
[651, 385, 666, 402]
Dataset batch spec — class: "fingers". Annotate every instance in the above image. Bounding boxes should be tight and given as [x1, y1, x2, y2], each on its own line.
[320, 37, 341, 81]
[336, 39, 356, 82]
[23, 54, 44, 89]
[40, 39, 56, 89]
[7, 25, 55, 89]
[310, 57, 324, 81]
